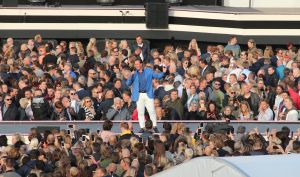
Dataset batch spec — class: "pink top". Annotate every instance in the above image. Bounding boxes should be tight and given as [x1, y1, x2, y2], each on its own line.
[99, 130, 116, 143]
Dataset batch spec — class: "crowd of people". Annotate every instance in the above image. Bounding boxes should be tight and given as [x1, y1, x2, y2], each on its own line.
[0, 34, 299, 176]
[0, 34, 299, 124]
[0, 121, 299, 177]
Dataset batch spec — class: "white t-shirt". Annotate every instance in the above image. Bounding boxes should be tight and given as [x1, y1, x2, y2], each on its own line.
[257, 108, 273, 121]
[286, 110, 299, 121]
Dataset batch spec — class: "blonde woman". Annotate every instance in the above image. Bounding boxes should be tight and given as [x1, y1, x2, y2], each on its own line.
[75, 41, 85, 56]
[188, 38, 201, 57]
[264, 45, 274, 59]
[2, 44, 15, 60]
[86, 37, 97, 54]
[119, 39, 131, 57]
[91, 46, 101, 61]
[123, 166, 137, 177]
[78, 97, 96, 120]
[170, 123, 185, 138]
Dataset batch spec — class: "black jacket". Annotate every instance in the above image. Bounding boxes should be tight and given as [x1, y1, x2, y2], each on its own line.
[31, 97, 51, 120]
[154, 86, 168, 102]
[265, 73, 279, 88]
[18, 107, 29, 121]
[131, 42, 150, 61]
[2, 104, 18, 120]
[76, 89, 90, 100]
[63, 108, 78, 121]
[183, 111, 202, 120]
[97, 98, 114, 119]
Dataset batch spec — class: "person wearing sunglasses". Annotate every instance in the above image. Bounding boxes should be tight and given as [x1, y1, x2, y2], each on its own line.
[69, 89, 80, 114]
[78, 97, 97, 121]
[209, 80, 224, 110]
[1, 94, 18, 121]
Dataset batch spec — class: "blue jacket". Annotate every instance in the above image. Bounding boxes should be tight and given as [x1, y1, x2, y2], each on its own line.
[126, 68, 164, 102]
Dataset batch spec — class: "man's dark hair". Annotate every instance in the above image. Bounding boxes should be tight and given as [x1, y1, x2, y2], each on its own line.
[170, 89, 178, 94]
[200, 58, 208, 65]
[21, 155, 30, 166]
[4, 158, 13, 168]
[122, 90, 132, 97]
[28, 173, 38, 177]
[145, 120, 153, 130]
[0, 135, 8, 146]
[98, 167, 107, 176]
[103, 120, 113, 131]
[30, 149, 40, 160]
[281, 126, 290, 137]
[163, 122, 172, 132]
[35, 160, 45, 171]
[268, 66, 275, 70]
[144, 164, 154, 176]
[113, 78, 122, 84]
[54, 101, 63, 109]
[136, 35, 143, 39]
[135, 58, 143, 64]
[122, 49, 128, 57]
[92, 142, 101, 153]
[275, 48, 283, 55]
[121, 157, 131, 165]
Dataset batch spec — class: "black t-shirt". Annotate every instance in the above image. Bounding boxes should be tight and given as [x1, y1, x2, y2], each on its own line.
[244, 96, 253, 111]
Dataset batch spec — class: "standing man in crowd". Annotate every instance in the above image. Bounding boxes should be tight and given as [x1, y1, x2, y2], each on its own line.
[127, 59, 166, 132]
[132, 35, 150, 62]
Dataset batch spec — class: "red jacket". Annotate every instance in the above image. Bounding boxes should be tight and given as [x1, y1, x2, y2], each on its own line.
[288, 88, 300, 109]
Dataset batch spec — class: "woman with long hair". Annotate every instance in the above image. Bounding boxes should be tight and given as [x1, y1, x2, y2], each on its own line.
[119, 39, 131, 57]
[205, 101, 219, 120]
[188, 38, 201, 57]
[239, 101, 253, 120]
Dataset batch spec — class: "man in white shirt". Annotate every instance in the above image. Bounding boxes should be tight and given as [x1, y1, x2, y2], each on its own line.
[257, 100, 273, 121]
[283, 98, 299, 121]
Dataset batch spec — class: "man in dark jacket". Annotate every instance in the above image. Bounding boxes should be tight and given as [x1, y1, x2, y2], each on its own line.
[2, 94, 18, 120]
[270, 48, 283, 67]
[265, 66, 279, 88]
[153, 78, 168, 103]
[43, 45, 57, 67]
[97, 89, 114, 119]
[238, 83, 260, 116]
[73, 82, 90, 100]
[165, 89, 186, 119]
[31, 89, 51, 120]
[131, 35, 150, 61]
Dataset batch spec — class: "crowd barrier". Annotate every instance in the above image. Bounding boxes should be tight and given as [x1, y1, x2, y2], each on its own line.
[0, 121, 299, 135]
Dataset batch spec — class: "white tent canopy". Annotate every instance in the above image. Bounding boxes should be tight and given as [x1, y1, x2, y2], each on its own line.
[152, 154, 300, 177]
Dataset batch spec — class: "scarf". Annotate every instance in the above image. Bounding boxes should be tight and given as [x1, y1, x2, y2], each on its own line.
[83, 105, 95, 120]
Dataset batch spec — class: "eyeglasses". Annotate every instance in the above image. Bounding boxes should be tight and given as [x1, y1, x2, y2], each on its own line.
[215, 83, 221, 86]
[70, 93, 75, 95]
[231, 92, 235, 94]
[5, 99, 12, 101]
[85, 100, 91, 103]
